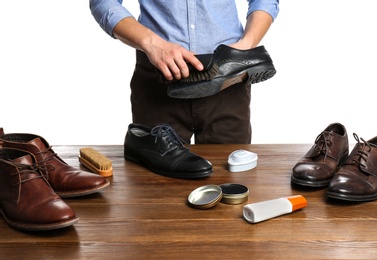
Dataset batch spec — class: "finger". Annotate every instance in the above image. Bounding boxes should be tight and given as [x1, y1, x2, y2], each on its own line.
[160, 61, 182, 81]
[168, 61, 183, 80]
[158, 64, 174, 81]
[175, 59, 189, 78]
[184, 54, 204, 72]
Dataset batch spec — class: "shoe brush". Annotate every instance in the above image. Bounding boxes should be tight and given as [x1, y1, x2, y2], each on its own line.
[79, 147, 113, 177]
[160, 53, 218, 83]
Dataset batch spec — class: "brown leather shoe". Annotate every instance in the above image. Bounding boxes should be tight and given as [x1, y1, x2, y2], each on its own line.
[1, 133, 110, 198]
[327, 134, 377, 201]
[291, 123, 349, 187]
[0, 148, 79, 231]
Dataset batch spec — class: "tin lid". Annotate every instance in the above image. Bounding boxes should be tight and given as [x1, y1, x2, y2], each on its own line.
[187, 184, 223, 209]
[220, 183, 249, 205]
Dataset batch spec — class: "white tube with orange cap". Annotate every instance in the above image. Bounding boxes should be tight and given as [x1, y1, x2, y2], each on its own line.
[243, 195, 307, 223]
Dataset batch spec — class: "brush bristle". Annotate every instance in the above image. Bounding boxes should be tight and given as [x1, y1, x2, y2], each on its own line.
[79, 147, 112, 172]
[179, 63, 219, 83]
[160, 63, 219, 84]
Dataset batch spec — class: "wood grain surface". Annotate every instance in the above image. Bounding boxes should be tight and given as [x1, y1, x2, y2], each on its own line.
[1, 144, 376, 259]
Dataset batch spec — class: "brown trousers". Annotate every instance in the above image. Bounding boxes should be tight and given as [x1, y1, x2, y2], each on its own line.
[130, 52, 252, 144]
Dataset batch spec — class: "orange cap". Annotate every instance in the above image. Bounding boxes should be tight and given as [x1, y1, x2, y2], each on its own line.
[287, 195, 308, 211]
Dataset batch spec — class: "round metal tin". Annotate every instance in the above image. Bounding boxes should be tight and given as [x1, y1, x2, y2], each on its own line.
[220, 183, 249, 205]
[187, 184, 223, 209]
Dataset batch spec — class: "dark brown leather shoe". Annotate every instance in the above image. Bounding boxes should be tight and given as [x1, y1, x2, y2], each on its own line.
[327, 134, 377, 201]
[1, 133, 110, 198]
[291, 123, 349, 187]
[0, 148, 79, 231]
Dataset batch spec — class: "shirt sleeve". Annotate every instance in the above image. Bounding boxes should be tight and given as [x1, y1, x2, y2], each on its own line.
[89, 0, 134, 38]
[247, 0, 280, 21]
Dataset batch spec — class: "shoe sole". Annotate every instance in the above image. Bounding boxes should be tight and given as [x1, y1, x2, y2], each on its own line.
[291, 175, 331, 188]
[327, 191, 377, 202]
[124, 152, 213, 179]
[167, 62, 276, 99]
[0, 209, 79, 231]
[56, 179, 111, 198]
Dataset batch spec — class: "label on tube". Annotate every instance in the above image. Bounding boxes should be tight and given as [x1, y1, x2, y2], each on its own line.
[243, 195, 307, 223]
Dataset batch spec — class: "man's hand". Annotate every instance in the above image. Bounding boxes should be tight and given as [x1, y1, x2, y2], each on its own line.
[145, 41, 204, 81]
[113, 17, 203, 81]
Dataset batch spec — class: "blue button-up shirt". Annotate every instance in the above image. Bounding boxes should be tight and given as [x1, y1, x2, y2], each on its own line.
[90, 0, 279, 54]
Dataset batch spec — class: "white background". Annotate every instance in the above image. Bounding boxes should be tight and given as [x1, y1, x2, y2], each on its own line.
[1, 0, 376, 145]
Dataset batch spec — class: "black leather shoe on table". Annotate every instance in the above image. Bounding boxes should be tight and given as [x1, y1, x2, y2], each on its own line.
[124, 124, 213, 179]
[167, 44, 276, 99]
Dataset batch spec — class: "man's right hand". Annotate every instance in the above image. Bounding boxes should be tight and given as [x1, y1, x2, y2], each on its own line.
[144, 40, 204, 81]
[113, 17, 203, 81]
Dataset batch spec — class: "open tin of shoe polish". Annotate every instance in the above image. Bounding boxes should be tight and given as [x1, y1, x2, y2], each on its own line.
[187, 185, 223, 209]
[219, 183, 249, 205]
[188, 183, 249, 209]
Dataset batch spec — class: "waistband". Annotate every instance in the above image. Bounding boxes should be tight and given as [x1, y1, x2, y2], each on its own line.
[136, 50, 214, 72]
[136, 50, 157, 72]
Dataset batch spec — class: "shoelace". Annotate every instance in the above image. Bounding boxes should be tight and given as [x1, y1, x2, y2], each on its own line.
[314, 131, 334, 161]
[150, 124, 188, 156]
[348, 133, 372, 168]
[33, 146, 57, 180]
[7, 161, 53, 186]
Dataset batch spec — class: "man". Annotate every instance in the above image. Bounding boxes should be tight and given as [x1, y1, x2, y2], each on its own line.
[90, 0, 279, 144]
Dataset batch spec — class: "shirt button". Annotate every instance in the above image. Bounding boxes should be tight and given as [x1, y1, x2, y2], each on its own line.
[190, 24, 195, 29]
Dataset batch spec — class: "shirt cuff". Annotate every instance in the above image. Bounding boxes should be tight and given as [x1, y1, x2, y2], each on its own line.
[91, 2, 133, 38]
[247, 2, 279, 21]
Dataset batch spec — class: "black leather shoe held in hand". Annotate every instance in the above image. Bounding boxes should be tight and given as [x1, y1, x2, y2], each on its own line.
[167, 44, 276, 99]
[124, 124, 213, 179]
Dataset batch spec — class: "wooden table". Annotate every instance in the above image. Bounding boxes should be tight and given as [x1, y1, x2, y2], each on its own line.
[1, 144, 376, 259]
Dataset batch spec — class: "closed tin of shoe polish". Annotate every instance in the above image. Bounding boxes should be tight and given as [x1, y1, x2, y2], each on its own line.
[220, 183, 249, 205]
[228, 149, 258, 172]
[188, 185, 223, 209]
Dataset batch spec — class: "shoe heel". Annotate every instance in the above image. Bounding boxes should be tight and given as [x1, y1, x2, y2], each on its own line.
[245, 62, 276, 85]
